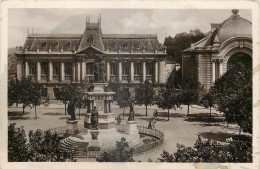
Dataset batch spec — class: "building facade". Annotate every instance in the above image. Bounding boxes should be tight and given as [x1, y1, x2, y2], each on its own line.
[16, 16, 169, 99]
[182, 9, 252, 90]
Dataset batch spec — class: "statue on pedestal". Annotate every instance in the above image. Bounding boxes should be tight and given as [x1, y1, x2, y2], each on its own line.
[128, 98, 135, 121]
[94, 56, 105, 82]
[67, 102, 76, 121]
[91, 106, 99, 129]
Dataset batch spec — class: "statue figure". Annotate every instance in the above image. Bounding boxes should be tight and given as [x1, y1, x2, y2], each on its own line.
[67, 102, 76, 121]
[116, 115, 121, 125]
[94, 56, 105, 82]
[128, 98, 135, 121]
[91, 106, 99, 129]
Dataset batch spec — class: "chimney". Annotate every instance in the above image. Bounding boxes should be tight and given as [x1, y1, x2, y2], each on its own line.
[210, 23, 220, 32]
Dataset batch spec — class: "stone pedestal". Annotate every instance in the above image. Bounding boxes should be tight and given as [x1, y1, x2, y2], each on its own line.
[66, 120, 79, 135]
[84, 83, 116, 129]
[88, 129, 102, 153]
[126, 121, 140, 145]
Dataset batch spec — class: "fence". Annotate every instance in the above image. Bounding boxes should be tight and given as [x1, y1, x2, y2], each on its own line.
[47, 124, 164, 157]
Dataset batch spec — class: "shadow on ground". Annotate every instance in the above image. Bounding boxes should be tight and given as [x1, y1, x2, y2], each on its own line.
[199, 131, 252, 143]
[184, 116, 225, 123]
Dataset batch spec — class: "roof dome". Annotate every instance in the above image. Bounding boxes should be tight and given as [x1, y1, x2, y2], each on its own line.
[218, 9, 252, 44]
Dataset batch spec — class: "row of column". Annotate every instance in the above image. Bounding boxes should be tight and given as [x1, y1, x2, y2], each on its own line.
[25, 61, 86, 82]
[211, 60, 223, 84]
[106, 61, 164, 83]
[24, 60, 166, 83]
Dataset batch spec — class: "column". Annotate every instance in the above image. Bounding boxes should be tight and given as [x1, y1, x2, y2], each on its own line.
[107, 61, 110, 82]
[219, 60, 223, 77]
[154, 61, 158, 83]
[60, 62, 65, 81]
[25, 61, 29, 78]
[89, 101, 92, 112]
[130, 61, 134, 82]
[37, 61, 41, 81]
[81, 61, 85, 80]
[142, 62, 146, 82]
[104, 100, 106, 113]
[159, 60, 166, 84]
[48, 61, 53, 81]
[211, 60, 215, 84]
[72, 62, 76, 82]
[108, 101, 111, 112]
[17, 60, 22, 80]
[118, 61, 122, 82]
[77, 62, 81, 82]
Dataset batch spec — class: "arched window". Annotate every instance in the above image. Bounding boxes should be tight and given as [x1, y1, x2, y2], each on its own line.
[65, 41, 71, 49]
[227, 52, 252, 71]
[135, 42, 140, 49]
[42, 41, 47, 48]
[54, 41, 59, 49]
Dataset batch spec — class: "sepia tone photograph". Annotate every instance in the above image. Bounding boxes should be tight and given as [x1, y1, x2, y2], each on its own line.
[4, 3, 257, 167]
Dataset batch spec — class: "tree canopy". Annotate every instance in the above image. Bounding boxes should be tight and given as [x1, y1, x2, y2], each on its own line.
[164, 29, 206, 63]
[210, 63, 252, 134]
[135, 80, 155, 116]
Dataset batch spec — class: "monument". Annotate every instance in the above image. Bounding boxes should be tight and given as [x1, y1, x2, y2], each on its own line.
[126, 98, 140, 145]
[84, 56, 116, 129]
[65, 102, 79, 135]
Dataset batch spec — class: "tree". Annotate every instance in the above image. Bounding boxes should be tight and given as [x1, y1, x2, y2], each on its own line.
[8, 123, 30, 162]
[116, 87, 131, 119]
[29, 81, 48, 119]
[200, 90, 214, 120]
[210, 63, 252, 134]
[8, 78, 19, 107]
[164, 29, 206, 63]
[157, 86, 181, 121]
[17, 77, 35, 114]
[56, 84, 78, 115]
[181, 79, 201, 116]
[158, 135, 252, 162]
[28, 129, 69, 162]
[135, 80, 155, 116]
[97, 137, 134, 162]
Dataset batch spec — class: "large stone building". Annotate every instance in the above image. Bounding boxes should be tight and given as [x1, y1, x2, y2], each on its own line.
[15, 16, 170, 99]
[182, 9, 252, 90]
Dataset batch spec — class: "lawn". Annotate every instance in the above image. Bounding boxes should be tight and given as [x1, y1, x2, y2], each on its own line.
[8, 102, 250, 162]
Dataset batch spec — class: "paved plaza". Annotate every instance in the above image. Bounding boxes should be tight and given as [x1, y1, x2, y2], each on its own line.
[8, 102, 244, 162]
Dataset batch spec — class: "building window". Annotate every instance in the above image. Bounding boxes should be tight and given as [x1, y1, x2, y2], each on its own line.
[86, 62, 94, 75]
[29, 62, 36, 75]
[53, 62, 60, 75]
[123, 42, 128, 48]
[54, 41, 59, 49]
[65, 42, 71, 49]
[111, 41, 116, 48]
[41, 62, 48, 75]
[65, 62, 72, 75]
[134, 62, 142, 75]
[122, 63, 129, 75]
[135, 42, 140, 49]
[110, 62, 117, 75]
[146, 62, 154, 75]
[42, 41, 47, 48]
[88, 35, 94, 43]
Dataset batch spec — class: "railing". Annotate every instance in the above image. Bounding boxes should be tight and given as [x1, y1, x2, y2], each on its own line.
[114, 124, 164, 155]
[47, 124, 164, 158]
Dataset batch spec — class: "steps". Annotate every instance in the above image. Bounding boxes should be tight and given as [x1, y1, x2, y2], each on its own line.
[60, 136, 88, 157]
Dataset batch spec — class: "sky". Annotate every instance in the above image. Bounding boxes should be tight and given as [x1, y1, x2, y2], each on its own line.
[8, 9, 252, 48]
